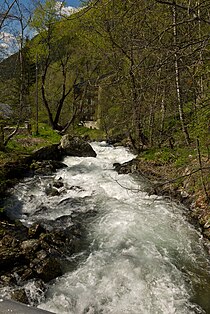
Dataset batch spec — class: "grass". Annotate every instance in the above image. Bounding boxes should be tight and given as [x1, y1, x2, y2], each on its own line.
[32, 123, 61, 143]
[138, 145, 198, 168]
[0, 123, 62, 164]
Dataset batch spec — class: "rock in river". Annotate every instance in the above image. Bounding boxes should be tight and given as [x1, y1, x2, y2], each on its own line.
[59, 135, 97, 157]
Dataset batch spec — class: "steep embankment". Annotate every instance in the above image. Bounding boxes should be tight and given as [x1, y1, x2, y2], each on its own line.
[114, 153, 210, 243]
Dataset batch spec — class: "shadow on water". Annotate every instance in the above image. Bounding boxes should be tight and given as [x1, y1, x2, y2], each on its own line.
[185, 263, 210, 313]
[1, 194, 25, 220]
[164, 247, 210, 313]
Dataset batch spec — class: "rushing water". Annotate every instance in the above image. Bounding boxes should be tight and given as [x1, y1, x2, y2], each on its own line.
[4, 142, 210, 313]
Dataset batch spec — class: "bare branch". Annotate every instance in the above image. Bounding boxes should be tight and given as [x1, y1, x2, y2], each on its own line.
[0, 0, 17, 30]
[155, 166, 210, 188]
[3, 123, 20, 146]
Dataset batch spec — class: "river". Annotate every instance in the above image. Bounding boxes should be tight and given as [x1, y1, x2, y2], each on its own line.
[4, 142, 210, 313]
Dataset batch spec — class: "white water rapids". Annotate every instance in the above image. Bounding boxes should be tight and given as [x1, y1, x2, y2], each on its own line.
[4, 142, 210, 313]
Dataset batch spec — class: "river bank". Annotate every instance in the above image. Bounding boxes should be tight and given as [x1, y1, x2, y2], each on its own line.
[114, 153, 210, 244]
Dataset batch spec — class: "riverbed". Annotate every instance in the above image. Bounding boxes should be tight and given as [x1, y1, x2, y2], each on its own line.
[3, 143, 210, 313]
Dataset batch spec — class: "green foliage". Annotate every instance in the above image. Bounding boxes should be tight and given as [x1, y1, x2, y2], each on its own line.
[139, 146, 197, 168]
[1, 123, 61, 156]
[189, 104, 210, 145]
[33, 123, 61, 143]
[140, 147, 176, 164]
[174, 147, 196, 167]
[0, 0, 210, 161]
[30, 0, 59, 32]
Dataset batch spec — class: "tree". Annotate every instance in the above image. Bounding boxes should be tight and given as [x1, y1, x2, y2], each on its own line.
[73, 0, 210, 151]
[30, 0, 87, 132]
[0, 0, 32, 149]
[80, 0, 169, 149]
[172, 1, 191, 145]
[0, 0, 17, 30]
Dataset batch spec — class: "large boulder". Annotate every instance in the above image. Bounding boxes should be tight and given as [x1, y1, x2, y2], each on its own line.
[59, 135, 97, 157]
[30, 144, 62, 161]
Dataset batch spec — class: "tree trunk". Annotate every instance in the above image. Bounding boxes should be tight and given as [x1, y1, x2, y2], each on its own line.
[196, 138, 209, 203]
[173, 2, 190, 145]
[159, 87, 166, 147]
[197, 0, 204, 98]
[129, 57, 147, 151]
[35, 53, 39, 135]
[41, 63, 55, 129]
[0, 125, 5, 151]
[149, 74, 161, 147]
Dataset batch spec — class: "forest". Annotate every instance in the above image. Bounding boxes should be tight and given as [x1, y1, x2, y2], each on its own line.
[0, 0, 210, 207]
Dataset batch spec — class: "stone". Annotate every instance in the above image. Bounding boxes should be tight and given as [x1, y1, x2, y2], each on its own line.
[59, 135, 97, 157]
[30, 160, 67, 176]
[53, 177, 64, 188]
[36, 250, 48, 261]
[44, 184, 60, 196]
[1, 160, 30, 180]
[1, 234, 19, 247]
[0, 274, 16, 285]
[11, 288, 29, 304]
[0, 247, 23, 267]
[28, 223, 46, 239]
[31, 144, 62, 161]
[21, 239, 40, 253]
[113, 159, 138, 174]
[21, 268, 34, 281]
[34, 258, 62, 282]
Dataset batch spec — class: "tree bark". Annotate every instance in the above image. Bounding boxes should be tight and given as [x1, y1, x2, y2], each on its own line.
[196, 138, 209, 203]
[0, 125, 5, 150]
[173, 2, 190, 145]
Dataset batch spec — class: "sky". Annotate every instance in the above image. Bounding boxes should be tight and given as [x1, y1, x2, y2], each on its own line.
[65, 0, 81, 7]
[0, 0, 83, 59]
[19, 0, 83, 8]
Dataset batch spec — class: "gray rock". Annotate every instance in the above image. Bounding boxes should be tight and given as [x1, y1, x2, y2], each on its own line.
[31, 144, 62, 161]
[21, 239, 40, 253]
[59, 135, 97, 157]
[53, 177, 64, 188]
[0, 247, 25, 269]
[28, 224, 46, 239]
[34, 257, 62, 282]
[44, 183, 60, 196]
[113, 159, 138, 174]
[30, 160, 67, 176]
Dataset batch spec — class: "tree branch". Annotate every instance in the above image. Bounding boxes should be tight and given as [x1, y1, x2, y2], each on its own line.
[155, 166, 210, 187]
[0, 0, 17, 30]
